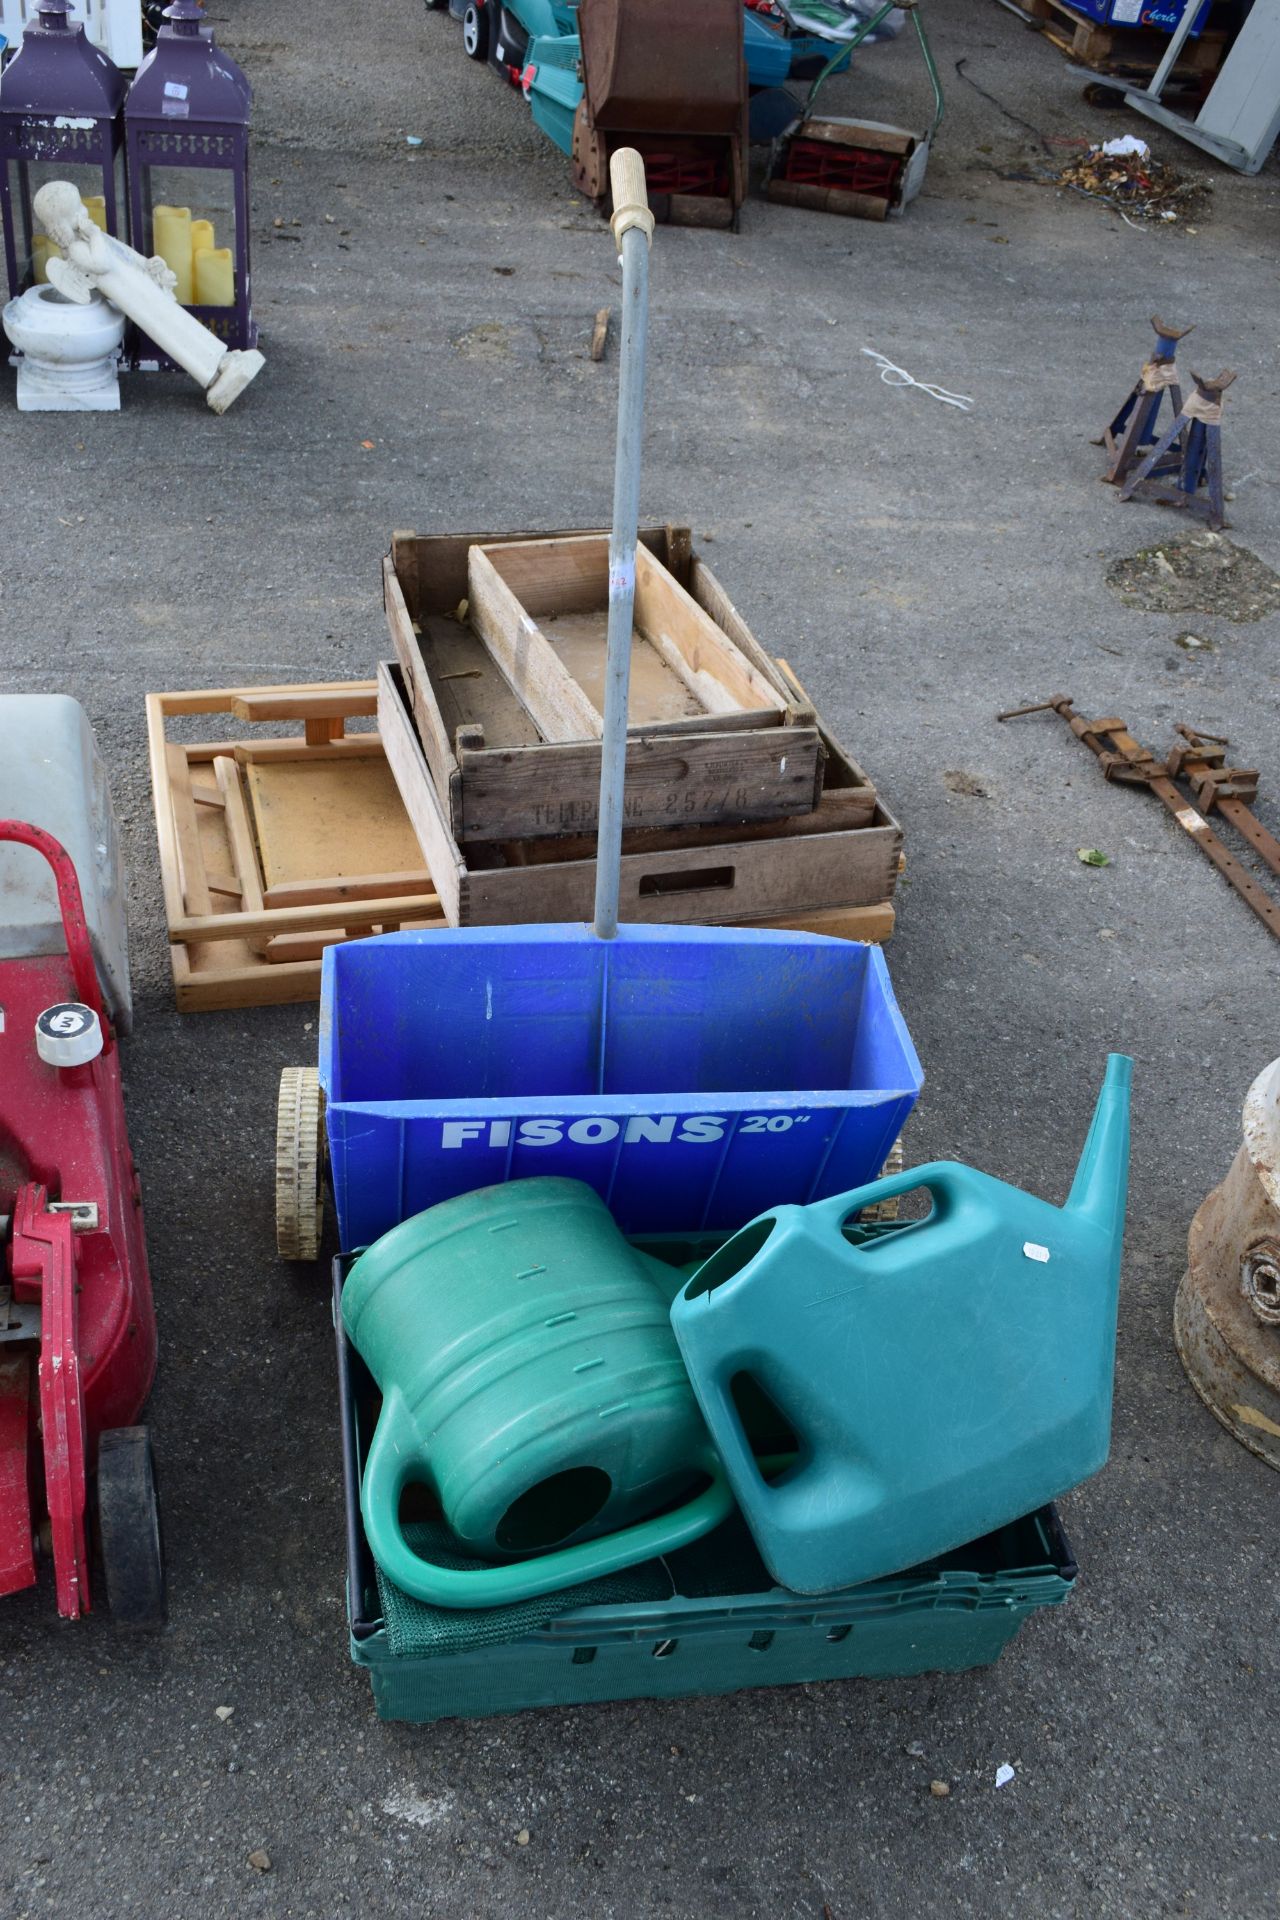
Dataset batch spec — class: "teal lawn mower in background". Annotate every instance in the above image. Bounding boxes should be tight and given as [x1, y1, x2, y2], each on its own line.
[428, 0, 576, 82]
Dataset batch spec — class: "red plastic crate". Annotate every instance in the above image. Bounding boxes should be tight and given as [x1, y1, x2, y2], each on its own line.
[781, 137, 902, 200]
[635, 145, 730, 198]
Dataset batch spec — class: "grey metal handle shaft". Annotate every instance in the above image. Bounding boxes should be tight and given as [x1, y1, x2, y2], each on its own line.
[593, 149, 652, 940]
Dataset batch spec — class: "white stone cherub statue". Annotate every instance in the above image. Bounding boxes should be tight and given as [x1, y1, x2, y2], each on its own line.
[34, 180, 265, 414]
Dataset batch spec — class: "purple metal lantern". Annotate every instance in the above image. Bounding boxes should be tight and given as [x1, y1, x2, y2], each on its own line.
[0, 0, 127, 300]
[125, 0, 255, 356]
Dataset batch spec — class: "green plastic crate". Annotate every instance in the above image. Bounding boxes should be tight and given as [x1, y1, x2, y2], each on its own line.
[333, 1258, 1077, 1725]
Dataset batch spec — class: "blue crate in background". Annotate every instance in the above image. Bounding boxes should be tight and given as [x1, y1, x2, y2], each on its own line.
[1064, 0, 1212, 36]
[320, 924, 922, 1249]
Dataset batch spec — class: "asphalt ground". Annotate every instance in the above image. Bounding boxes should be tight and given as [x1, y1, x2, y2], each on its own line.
[1, 1, 1279, 1914]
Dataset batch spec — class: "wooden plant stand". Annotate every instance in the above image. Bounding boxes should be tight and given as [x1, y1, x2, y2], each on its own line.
[146, 682, 443, 1012]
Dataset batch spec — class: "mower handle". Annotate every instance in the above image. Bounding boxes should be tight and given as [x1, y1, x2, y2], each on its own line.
[0, 820, 109, 1043]
[802, 0, 944, 139]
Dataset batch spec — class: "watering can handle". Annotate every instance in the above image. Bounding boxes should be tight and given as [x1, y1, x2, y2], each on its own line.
[361, 1389, 734, 1610]
[809, 1159, 971, 1228]
[808, 1055, 1132, 1235]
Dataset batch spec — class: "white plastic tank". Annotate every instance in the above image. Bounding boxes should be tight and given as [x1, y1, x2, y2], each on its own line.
[0, 695, 131, 1030]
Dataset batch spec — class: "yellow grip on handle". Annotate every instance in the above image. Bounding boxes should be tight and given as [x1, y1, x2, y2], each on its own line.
[609, 147, 655, 250]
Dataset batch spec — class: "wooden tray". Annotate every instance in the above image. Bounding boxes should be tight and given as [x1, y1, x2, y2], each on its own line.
[378, 658, 901, 931]
[469, 534, 789, 731]
[146, 683, 444, 1012]
[384, 525, 833, 844]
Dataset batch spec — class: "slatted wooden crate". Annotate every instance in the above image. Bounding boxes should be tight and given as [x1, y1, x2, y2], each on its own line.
[384, 525, 837, 844]
[377, 658, 900, 935]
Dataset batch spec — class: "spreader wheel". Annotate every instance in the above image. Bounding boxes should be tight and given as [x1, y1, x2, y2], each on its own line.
[97, 1427, 165, 1631]
[277, 1065, 325, 1262]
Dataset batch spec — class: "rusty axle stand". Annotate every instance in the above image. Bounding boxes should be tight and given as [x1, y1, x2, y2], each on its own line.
[1118, 368, 1236, 533]
[997, 696, 1280, 943]
[1096, 315, 1193, 488]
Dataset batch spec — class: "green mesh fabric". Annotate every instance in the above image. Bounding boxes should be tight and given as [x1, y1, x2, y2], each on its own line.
[375, 1521, 675, 1658]
[374, 1514, 777, 1658]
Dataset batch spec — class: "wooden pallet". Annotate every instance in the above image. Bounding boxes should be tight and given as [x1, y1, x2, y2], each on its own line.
[378, 657, 901, 931]
[1023, 0, 1224, 72]
[146, 683, 442, 1012]
[148, 679, 894, 1013]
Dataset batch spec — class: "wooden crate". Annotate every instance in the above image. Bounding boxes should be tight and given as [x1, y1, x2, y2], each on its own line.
[146, 682, 445, 1012]
[378, 658, 900, 933]
[468, 534, 792, 731]
[384, 524, 836, 844]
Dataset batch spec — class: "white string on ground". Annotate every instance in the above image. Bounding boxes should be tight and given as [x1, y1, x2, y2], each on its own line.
[860, 346, 974, 411]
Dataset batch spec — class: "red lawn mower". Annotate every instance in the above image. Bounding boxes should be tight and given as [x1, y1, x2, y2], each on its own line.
[0, 696, 162, 1628]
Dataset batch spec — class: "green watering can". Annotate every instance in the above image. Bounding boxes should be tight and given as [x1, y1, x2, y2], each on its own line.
[671, 1055, 1132, 1595]
[343, 1177, 731, 1608]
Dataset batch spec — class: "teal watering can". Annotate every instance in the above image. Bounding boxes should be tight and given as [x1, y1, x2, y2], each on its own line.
[670, 1055, 1132, 1595]
[343, 1177, 732, 1608]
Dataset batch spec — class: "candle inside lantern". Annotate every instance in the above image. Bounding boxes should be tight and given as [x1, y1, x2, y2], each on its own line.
[190, 218, 215, 256]
[83, 195, 108, 232]
[193, 245, 235, 306]
[152, 204, 194, 303]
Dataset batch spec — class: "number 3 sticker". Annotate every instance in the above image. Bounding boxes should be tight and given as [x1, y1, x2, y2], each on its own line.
[37, 1003, 94, 1039]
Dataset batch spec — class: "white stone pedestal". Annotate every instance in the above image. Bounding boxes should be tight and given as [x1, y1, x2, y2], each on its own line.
[3, 284, 124, 412]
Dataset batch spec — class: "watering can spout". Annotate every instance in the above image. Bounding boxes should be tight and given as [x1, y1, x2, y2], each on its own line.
[1064, 1053, 1133, 1238]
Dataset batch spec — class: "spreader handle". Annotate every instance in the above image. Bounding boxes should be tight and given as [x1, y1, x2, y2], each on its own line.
[594, 148, 654, 938]
[610, 147, 655, 250]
